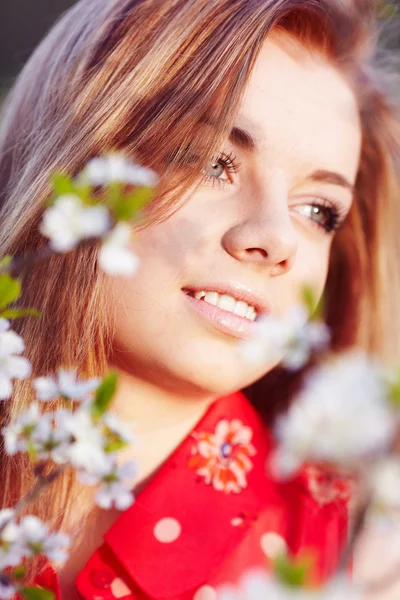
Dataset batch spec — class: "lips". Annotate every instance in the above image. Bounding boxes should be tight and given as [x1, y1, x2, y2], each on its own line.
[181, 283, 271, 340]
[185, 290, 257, 321]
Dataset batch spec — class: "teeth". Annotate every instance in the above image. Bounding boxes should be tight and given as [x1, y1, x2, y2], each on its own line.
[246, 305, 255, 320]
[203, 291, 219, 306]
[218, 294, 236, 313]
[191, 290, 257, 321]
[194, 291, 206, 300]
[233, 301, 248, 318]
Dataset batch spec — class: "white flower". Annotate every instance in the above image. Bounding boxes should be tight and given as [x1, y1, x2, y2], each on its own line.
[0, 509, 24, 570]
[2, 402, 42, 455]
[218, 570, 313, 600]
[94, 460, 137, 511]
[79, 455, 137, 510]
[369, 457, 400, 511]
[0, 513, 70, 570]
[0, 509, 14, 534]
[98, 222, 139, 276]
[0, 576, 15, 600]
[33, 368, 101, 402]
[217, 570, 360, 600]
[30, 411, 71, 461]
[40, 194, 110, 252]
[102, 413, 135, 445]
[319, 576, 362, 600]
[17, 516, 70, 563]
[82, 154, 159, 188]
[240, 305, 330, 371]
[272, 352, 395, 478]
[0, 319, 31, 400]
[51, 407, 107, 472]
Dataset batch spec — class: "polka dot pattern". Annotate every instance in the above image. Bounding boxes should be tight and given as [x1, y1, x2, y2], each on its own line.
[153, 517, 182, 543]
[110, 577, 132, 598]
[260, 531, 288, 559]
[193, 585, 217, 600]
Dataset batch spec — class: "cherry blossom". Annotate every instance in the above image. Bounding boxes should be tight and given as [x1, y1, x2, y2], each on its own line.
[98, 222, 140, 276]
[103, 412, 135, 446]
[0, 509, 23, 570]
[217, 569, 361, 600]
[0, 319, 31, 400]
[40, 194, 110, 252]
[369, 456, 400, 512]
[81, 154, 159, 188]
[33, 368, 101, 402]
[2, 402, 42, 456]
[50, 406, 109, 472]
[78, 456, 137, 510]
[16, 516, 70, 563]
[271, 352, 396, 478]
[0, 575, 15, 600]
[240, 305, 329, 371]
[2, 404, 75, 461]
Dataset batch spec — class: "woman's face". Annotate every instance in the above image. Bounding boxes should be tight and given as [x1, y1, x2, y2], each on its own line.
[106, 30, 361, 397]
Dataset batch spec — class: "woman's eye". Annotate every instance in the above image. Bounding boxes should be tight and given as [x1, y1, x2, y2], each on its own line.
[205, 161, 226, 179]
[294, 201, 346, 234]
[202, 151, 240, 188]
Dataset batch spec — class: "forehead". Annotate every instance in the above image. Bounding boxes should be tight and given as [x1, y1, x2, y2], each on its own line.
[236, 31, 362, 179]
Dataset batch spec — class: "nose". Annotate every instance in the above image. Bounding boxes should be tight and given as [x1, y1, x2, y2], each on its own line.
[221, 187, 297, 276]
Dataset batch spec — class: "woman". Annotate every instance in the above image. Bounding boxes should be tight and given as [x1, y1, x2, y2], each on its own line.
[0, 0, 399, 598]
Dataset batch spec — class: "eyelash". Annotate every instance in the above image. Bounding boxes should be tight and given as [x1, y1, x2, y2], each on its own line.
[203, 151, 241, 189]
[203, 151, 347, 234]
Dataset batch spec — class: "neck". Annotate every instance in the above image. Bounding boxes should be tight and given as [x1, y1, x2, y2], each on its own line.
[107, 364, 219, 486]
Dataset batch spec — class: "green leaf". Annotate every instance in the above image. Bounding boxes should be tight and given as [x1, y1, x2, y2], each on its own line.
[274, 553, 314, 588]
[50, 173, 93, 206]
[27, 439, 38, 461]
[377, 0, 398, 18]
[104, 437, 129, 453]
[0, 255, 13, 271]
[389, 382, 400, 408]
[113, 187, 155, 221]
[12, 565, 26, 580]
[21, 586, 54, 600]
[51, 173, 77, 198]
[91, 371, 118, 420]
[0, 308, 42, 319]
[106, 182, 124, 212]
[385, 369, 400, 409]
[73, 182, 92, 205]
[301, 284, 324, 321]
[0, 274, 21, 309]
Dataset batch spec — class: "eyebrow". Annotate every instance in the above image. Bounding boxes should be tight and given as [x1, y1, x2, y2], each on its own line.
[230, 126, 355, 194]
[200, 117, 355, 194]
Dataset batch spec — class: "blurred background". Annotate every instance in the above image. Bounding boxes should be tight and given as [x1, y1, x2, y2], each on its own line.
[0, 0, 399, 93]
[0, 0, 77, 91]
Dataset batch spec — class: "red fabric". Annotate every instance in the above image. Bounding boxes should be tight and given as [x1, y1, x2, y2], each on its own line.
[34, 391, 349, 600]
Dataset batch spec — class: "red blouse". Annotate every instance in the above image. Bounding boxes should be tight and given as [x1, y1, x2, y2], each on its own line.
[34, 390, 349, 600]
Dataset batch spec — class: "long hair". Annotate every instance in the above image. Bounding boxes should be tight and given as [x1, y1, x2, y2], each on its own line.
[0, 0, 399, 567]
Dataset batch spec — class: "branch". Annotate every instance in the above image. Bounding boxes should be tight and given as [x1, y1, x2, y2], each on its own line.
[0, 463, 65, 535]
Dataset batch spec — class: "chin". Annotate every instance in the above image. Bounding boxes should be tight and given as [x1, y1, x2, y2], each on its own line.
[173, 352, 280, 398]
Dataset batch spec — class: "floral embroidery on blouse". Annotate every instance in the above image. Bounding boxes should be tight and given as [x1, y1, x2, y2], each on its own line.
[304, 464, 353, 506]
[188, 419, 256, 493]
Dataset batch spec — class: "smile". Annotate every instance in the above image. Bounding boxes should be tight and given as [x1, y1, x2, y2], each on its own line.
[182, 285, 269, 340]
[186, 290, 257, 321]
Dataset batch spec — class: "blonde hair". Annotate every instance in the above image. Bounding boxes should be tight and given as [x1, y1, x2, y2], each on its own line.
[0, 0, 399, 567]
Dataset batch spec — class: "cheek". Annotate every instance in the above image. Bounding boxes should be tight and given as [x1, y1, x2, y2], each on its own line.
[133, 210, 215, 273]
[293, 237, 333, 302]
